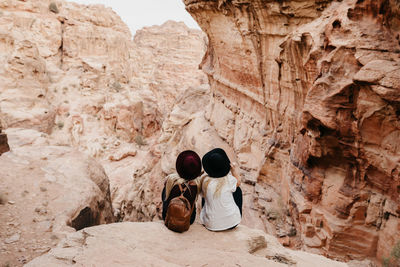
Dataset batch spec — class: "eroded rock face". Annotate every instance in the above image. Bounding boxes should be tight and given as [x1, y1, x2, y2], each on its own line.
[0, 0, 208, 231]
[184, 0, 400, 261]
[0, 0, 207, 159]
[115, 84, 212, 222]
[26, 222, 349, 267]
[2, 0, 397, 264]
[132, 20, 208, 115]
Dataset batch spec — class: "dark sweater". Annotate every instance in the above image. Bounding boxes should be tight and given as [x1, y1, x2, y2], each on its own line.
[161, 182, 197, 224]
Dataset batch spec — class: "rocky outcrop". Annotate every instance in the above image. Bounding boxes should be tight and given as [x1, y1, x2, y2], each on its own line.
[114, 84, 212, 222]
[0, 129, 114, 266]
[184, 0, 400, 262]
[0, 0, 207, 157]
[26, 221, 349, 267]
[132, 20, 208, 115]
[103, 23, 208, 221]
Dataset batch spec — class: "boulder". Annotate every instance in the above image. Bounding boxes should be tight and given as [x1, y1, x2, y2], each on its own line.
[0, 129, 114, 266]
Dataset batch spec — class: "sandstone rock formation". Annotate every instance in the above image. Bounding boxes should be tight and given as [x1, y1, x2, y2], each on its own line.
[132, 20, 208, 115]
[0, 0, 208, 224]
[114, 84, 211, 222]
[184, 0, 400, 262]
[0, 129, 114, 266]
[1, 0, 397, 265]
[0, 0, 210, 264]
[103, 23, 209, 222]
[0, 0, 207, 156]
[26, 221, 349, 267]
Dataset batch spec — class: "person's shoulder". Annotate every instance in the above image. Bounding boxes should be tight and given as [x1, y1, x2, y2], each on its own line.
[227, 172, 235, 179]
[200, 173, 209, 179]
[187, 181, 198, 192]
[198, 173, 211, 184]
[166, 173, 179, 179]
[226, 172, 237, 184]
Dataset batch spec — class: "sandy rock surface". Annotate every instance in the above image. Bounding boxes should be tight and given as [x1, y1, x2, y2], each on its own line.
[26, 221, 349, 267]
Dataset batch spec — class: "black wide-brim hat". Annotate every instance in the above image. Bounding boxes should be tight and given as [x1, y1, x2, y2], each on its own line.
[202, 148, 230, 178]
[176, 150, 202, 180]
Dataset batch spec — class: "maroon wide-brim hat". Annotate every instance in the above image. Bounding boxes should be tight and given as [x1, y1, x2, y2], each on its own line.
[176, 150, 202, 180]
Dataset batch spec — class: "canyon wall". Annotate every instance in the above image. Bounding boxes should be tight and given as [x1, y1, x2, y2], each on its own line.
[184, 0, 400, 262]
[0, 0, 207, 215]
[1, 0, 399, 264]
[0, 0, 206, 154]
[0, 1, 208, 266]
[132, 20, 208, 115]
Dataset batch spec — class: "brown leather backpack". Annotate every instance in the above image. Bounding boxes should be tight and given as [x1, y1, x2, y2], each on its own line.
[164, 183, 194, 233]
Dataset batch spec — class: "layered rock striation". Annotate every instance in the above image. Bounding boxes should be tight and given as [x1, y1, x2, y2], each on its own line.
[184, 0, 400, 262]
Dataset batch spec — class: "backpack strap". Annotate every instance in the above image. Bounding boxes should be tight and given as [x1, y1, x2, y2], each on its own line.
[178, 183, 187, 195]
[178, 183, 195, 206]
[182, 183, 195, 213]
[182, 182, 194, 198]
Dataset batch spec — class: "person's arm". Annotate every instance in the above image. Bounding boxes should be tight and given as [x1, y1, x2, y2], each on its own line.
[161, 186, 168, 220]
[230, 162, 241, 187]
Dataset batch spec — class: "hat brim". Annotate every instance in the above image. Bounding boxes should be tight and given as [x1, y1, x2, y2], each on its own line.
[202, 149, 230, 178]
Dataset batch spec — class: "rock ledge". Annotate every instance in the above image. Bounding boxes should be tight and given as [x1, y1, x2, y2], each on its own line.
[26, 221, 348, 267]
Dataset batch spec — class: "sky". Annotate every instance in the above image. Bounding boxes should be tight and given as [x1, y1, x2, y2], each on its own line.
[71, 0, 200, 35]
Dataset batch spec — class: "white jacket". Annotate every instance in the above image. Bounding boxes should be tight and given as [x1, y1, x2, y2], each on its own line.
[200, 173, 241, 231]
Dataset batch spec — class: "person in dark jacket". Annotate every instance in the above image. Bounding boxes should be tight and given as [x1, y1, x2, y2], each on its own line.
[161, 150, 202, 224]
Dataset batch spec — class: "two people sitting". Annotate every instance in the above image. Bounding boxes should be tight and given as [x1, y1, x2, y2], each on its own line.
[161, 148, 242, 232]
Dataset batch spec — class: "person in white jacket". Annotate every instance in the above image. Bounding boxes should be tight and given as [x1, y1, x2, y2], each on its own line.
[200, 148, 242, 231]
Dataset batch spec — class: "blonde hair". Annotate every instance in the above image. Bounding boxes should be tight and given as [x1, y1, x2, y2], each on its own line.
[201, 174, 227, 198]
[164, 173, 201, 200]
